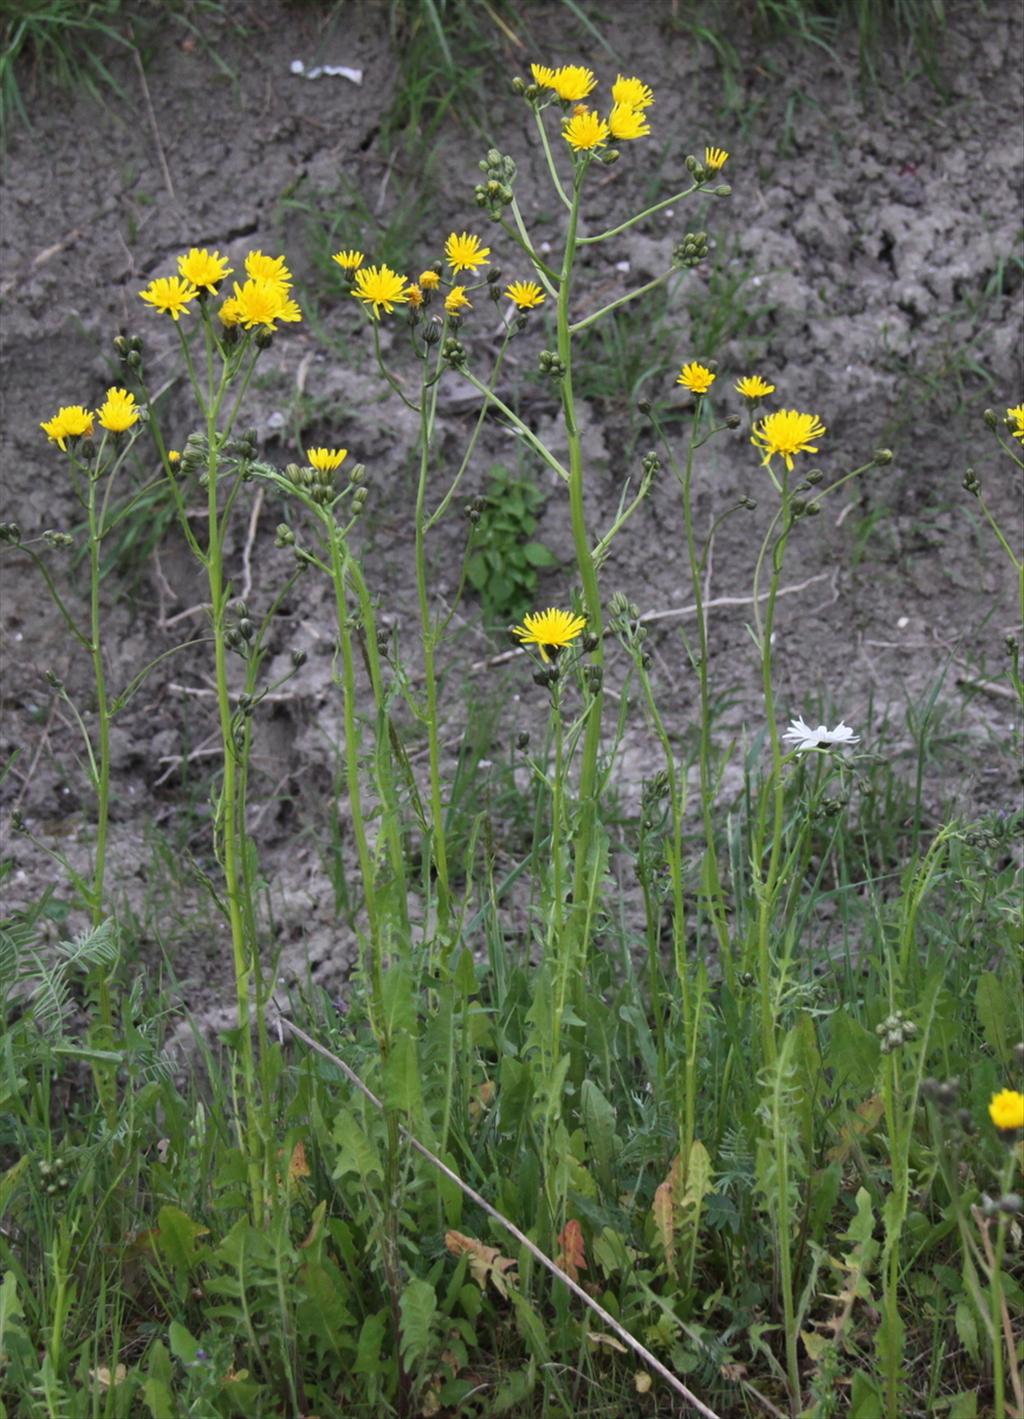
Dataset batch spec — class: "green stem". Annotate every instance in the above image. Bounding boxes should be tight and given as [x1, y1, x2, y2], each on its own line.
[533, 106, 571, 209]
[427, 326, 514, 530]
[569, 270, 671, 334]
[578, 183, 699, 244]
[458, 366, 569, 481]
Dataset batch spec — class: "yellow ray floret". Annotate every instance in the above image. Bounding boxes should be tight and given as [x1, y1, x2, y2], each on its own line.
[1007, 404, 1024, 441]
[419, 270, 441, 289]
[445, 231, 491, 274]
[735, 374, 776, 399]
[611, 74, 654, 110]
[226, 278, 302, 330]
[245, 250, 293, 288]
[307, 447, 348, 472]
[352, 264, 410, 318]
[563, 109, 609, 152]
[676, 362, 716, 394]
[549, 65, 597, 101]
[505, 281, 546, 310]
[530, 62, 558, 87]
[406, 283, 423, 308]
[704, 146, 729, 171]
[96, 386, 140, 433]
[989, 1089, 1024, 1132]
[608, 103, 650, 141]
[444, 286, 472, 315]
[332, 249, 364, 271]
[513, 608, 588, 662]
[139, 275, 198, 320]
[177, 247, 232, 292]
[40, 404, 94, 450]
[751, 409, 827, 471]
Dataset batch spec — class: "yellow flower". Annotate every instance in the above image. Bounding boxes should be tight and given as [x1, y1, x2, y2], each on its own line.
[505, 280, 546, 310]
[168, 450, 181, 464]
[751, 409, 827, 471]
[549, 65, 597, 101]
[514, 608, 588, 663]
[406, 283, 424, 308]
[1007, 404, 1024, 441]
[96, 386, 139, 433]
[139, 275, 197, 321]
[609, 103, 650, 141]
[228, 278, 302, 330]
[563, 109, 609, 152]
[40, 404, 94, 450]
[219, 297, 242, 327]
[177, 247, 232, 292]
[244, 250, 293, 289]
[704, 146, 729, 171]
[419, 270, 441, 289]
[352, 263, 410, 318]
[611, 74, 654, 110]
[307, 447, 348, 472]
[332, 249, 364, 271]
[735, 374, 776, 399]
[989, 1089, 1024, 1133]
[445, 286, 472, 315]
[676, 362, 716, 395]
[530, 62, 558, 87]
[445, 231, 491, 274]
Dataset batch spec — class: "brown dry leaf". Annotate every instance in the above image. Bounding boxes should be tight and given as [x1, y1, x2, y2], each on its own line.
[288, 1140, 311, 1182]
[468, 1079, 495, 1122]
[651, 1153, 682, 1277]
[556, 1218, 587, 1282]
[90, 1365, 127, 1389]
[445, 1229, 517, 1297]
[720, 1361, 748, 1382]
[420, 1388, 442, 1417]
[634, 1370, 653, 1393]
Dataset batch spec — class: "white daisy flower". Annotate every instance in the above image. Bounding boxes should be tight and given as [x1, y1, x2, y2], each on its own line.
[782, 716, 860, 752]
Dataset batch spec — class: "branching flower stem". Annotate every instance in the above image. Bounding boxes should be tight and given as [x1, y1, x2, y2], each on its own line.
[569, 269, 671, 334]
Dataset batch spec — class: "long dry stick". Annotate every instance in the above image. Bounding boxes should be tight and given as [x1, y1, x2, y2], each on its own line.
[277, 1014, 724, 1419]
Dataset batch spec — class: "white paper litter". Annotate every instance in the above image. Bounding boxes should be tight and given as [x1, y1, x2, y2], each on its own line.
[614, 260, 630, 273]
[290, 59, 362, 84]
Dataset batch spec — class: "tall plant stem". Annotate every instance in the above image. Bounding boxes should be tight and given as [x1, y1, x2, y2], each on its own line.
[414, 354, 451, 944]
[560, 169, 604, 978]
[672, 406, 733, 988]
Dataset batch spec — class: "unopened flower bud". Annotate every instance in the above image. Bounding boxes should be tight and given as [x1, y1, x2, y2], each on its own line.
[255, 330, 274, 351]
[805, 469, 824, 485]
[516, 730, 530, 750]
[983, 408, 998, 430]
[600, 148, 620, 165]
[715, 184, 731, 197]
[274, 523, 295, 547]
[725, 413, 741, 429]
[0, 522, 22, 543]
[998, 1193, 1023, 1215]
[962, 467, 981, 496]
[511, 76, 526, 95]
[585, 665, 603, 693]
[636, 398, 651, 414]
[685, 154, 699, 174]
[873, 448, 893, 466]
[127, 350, 143, 371]
[291, 649, 307, 668]
[44, 669, 63, 688]
[113, 335, 130, 357]
[582, 631, 599, 653]
[740, 496, 757, 510]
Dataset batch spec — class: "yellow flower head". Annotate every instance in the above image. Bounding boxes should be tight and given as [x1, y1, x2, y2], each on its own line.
[227, 278, 302, 331]
[514, 608, 588, 663]
[177, 247, 232, 292]
[611, 74, 654, 110]
[989, 1089, 1024, 1133]
[168, 450, 181, 464]
[139, 275, 198, 321]
[406, 283, 424, 308]
[332, 249, 364, 272]
[563, 109, 609, 152]
[352, 263, 410, 318]
[704, 146, 729, 171]
[609, 103, 650, 141]
[244, 250, 293, 289]
[751, 409, 827, 471]
[735, 374, 776, 399]
[1007, 404, 1024, 442]
[40, 404, 94, 451]
[677, 362, 716, 395]
[419, 270, 441, 289]
[530, 62, 558, 87]
[549, 65, 597, 101]
[307, 447, 348, 472]
[505, 280, 546, 310]
[444, 286, 472, 316]
[219, 297, 242, 327]
[445, 231, 491, 274]
[96, 386, 140, 434]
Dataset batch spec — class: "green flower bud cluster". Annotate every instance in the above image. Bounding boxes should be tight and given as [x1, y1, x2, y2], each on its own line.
[538, 350, 566, 379]
[475, 148, 517, 218]
[672, 231, 709, 269]
[877, 1010, 918, 1055]
[465, 494, 488, 525]
[532, 663, 560, 688]
[641, 450, 660, 477]
[39, 1157, 71, 1195]
[0, 522, 22, 543]
[922, 1076, 960, 1112]
[42, 530, 74, 547]
[287, 461, 337, 506]
[584, 664, 603, 694]
[180, 432, 208, 476]
[442, 337, 466, 367]
[963, 466, 981, 496]
[274, 523, 296, 547]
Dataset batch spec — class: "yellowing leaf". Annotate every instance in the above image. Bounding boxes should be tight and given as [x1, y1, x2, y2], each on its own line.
[289, 1140, 311, 1182]
[445, 1230, 517, 1298]
[587, 1331, 627, 1353]
[90, 1365, 127, 1389]
[652, 1154, 682, 1278]
[556, 1219, 587, 1282]
[826, 1095, 884, 1165]
[634, 1370, 653, 1393]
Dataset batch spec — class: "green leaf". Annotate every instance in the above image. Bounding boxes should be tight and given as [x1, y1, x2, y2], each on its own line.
[849, 1370, 884, 1417]
[143, 1341, 176, 1419]
[168, 1320, 201, 1365]
[466, 553, 488, 591]
[382, 1031, 424, 1120]
[153, 1205, 209, 1276]
[975, 971, 1013, 1064]
[948, 1391, 978, 1419]
[353, 1309, 388, 1375]
[580, 1079, 617, 1196]
[522, 541, 556, 567]
[954, 1297, 979, 1366]
[399, 1277, 437, 1368]
[332, 1106, 382, 1183]
[827, 1010, 880, 1092]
